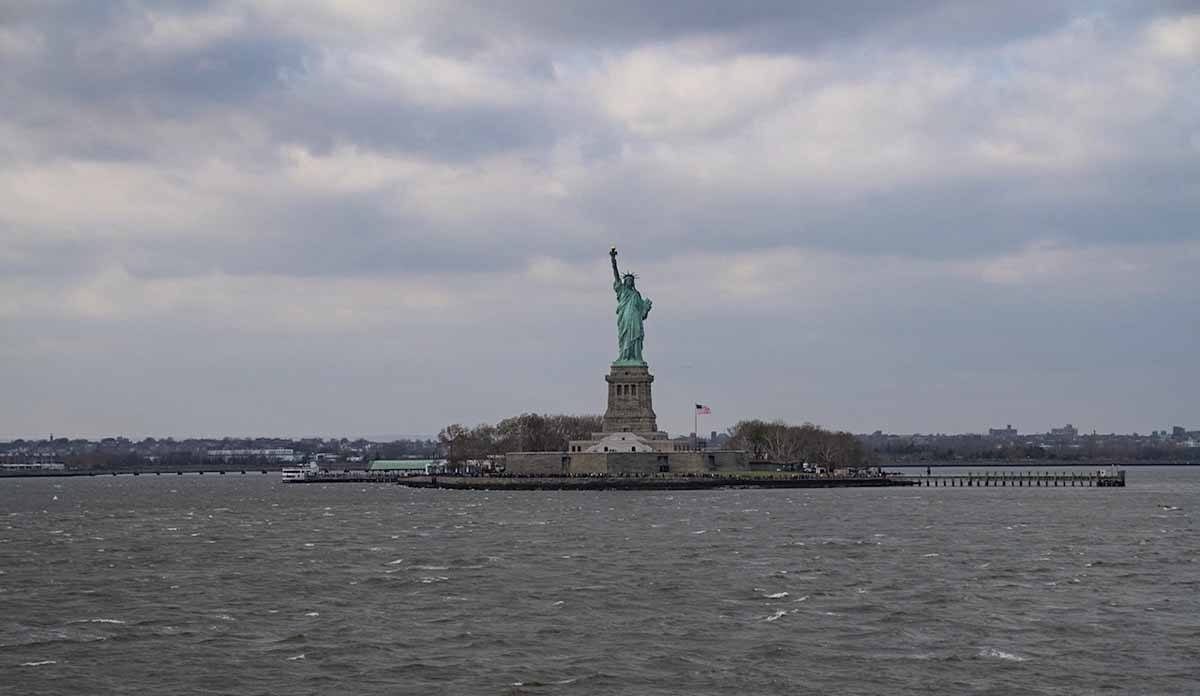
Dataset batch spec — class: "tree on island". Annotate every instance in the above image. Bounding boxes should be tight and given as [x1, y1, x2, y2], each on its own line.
[438, 414, 604, 464]
[727, 419, 873, 468]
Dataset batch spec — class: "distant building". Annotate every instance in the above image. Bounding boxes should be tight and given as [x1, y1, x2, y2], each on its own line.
[988, 424, 1018, 438]
[707, 431, 731, 449]
[1, 461, 65, 471]
[669, 435, 701, 452]
[206, 448, 297, 462]
[1050, 424, 1078, 438]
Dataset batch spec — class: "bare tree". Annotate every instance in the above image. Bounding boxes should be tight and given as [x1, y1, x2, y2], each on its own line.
[729, 419, 870, 467]
[437, 424, 468, 464]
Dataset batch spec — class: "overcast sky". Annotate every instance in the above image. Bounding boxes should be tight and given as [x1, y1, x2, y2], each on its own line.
[2, 1, 1198, 439]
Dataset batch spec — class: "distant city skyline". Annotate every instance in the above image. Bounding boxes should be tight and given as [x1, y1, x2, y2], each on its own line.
[3, 423, 1197, 444]
[2, 3, 1196, 438]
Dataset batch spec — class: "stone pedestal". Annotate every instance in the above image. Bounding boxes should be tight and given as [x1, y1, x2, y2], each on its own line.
[602, 364, 658, 433]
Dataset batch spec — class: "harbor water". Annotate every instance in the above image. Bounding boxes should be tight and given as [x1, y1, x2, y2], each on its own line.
[1, 467, 1197, 694]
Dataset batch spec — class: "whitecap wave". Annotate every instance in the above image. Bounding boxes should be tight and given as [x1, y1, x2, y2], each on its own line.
[20, 660, 57, 667]
[978, 647, 1027, 662]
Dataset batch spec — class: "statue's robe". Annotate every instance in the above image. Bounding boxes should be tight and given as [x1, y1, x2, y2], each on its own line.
[614, 280, 651, 363]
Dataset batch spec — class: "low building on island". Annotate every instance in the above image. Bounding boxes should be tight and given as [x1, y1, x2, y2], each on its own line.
[368, 459, 445, 476]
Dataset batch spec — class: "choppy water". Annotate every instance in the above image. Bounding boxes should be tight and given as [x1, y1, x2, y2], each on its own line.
[2, 468, 1197, 695]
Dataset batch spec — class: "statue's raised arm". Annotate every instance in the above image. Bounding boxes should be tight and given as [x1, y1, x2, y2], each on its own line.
[610, 246, 621, 285]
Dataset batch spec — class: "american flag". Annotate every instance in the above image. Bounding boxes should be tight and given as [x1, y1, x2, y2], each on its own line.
[695, 404, 711, 415]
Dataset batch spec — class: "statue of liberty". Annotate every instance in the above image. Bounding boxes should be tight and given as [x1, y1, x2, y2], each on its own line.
[609, 247, 652, 365]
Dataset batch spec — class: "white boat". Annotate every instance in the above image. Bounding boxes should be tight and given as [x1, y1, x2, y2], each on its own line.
[281, 462, 319, 482]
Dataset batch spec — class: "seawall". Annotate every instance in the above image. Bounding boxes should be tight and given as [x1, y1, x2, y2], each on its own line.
[396, 475, 917, 491]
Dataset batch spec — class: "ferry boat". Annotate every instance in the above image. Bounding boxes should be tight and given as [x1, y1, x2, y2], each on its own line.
[280, 462, 319, 482]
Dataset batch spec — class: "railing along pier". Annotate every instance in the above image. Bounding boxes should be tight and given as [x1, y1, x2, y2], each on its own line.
[899, 470, 1125, 488]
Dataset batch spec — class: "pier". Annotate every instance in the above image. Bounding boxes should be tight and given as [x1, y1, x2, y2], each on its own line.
[283, 470, 423, 484]
[896, 470, 1125, 487]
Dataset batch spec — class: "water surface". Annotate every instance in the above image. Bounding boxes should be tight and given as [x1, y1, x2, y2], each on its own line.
[2, 468, 1197, 694]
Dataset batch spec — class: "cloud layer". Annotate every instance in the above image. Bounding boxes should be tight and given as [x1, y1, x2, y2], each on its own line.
[2, 1, 1198, 437]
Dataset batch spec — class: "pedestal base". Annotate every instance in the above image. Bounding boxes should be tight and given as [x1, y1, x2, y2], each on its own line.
[602, 364, 657, 433]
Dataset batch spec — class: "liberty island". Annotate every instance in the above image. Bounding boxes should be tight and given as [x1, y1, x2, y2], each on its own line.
[491, 248, 911, 485]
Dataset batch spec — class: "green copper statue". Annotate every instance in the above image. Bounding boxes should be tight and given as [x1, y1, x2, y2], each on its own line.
[610, 247, 652, 365]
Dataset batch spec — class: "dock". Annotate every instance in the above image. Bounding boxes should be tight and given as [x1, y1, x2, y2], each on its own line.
[896, 470, 1125, 487]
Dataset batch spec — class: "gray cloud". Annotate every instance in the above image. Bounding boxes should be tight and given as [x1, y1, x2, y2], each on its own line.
[1, 1, 1197, 437]
[419, 1, 1074, 51]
